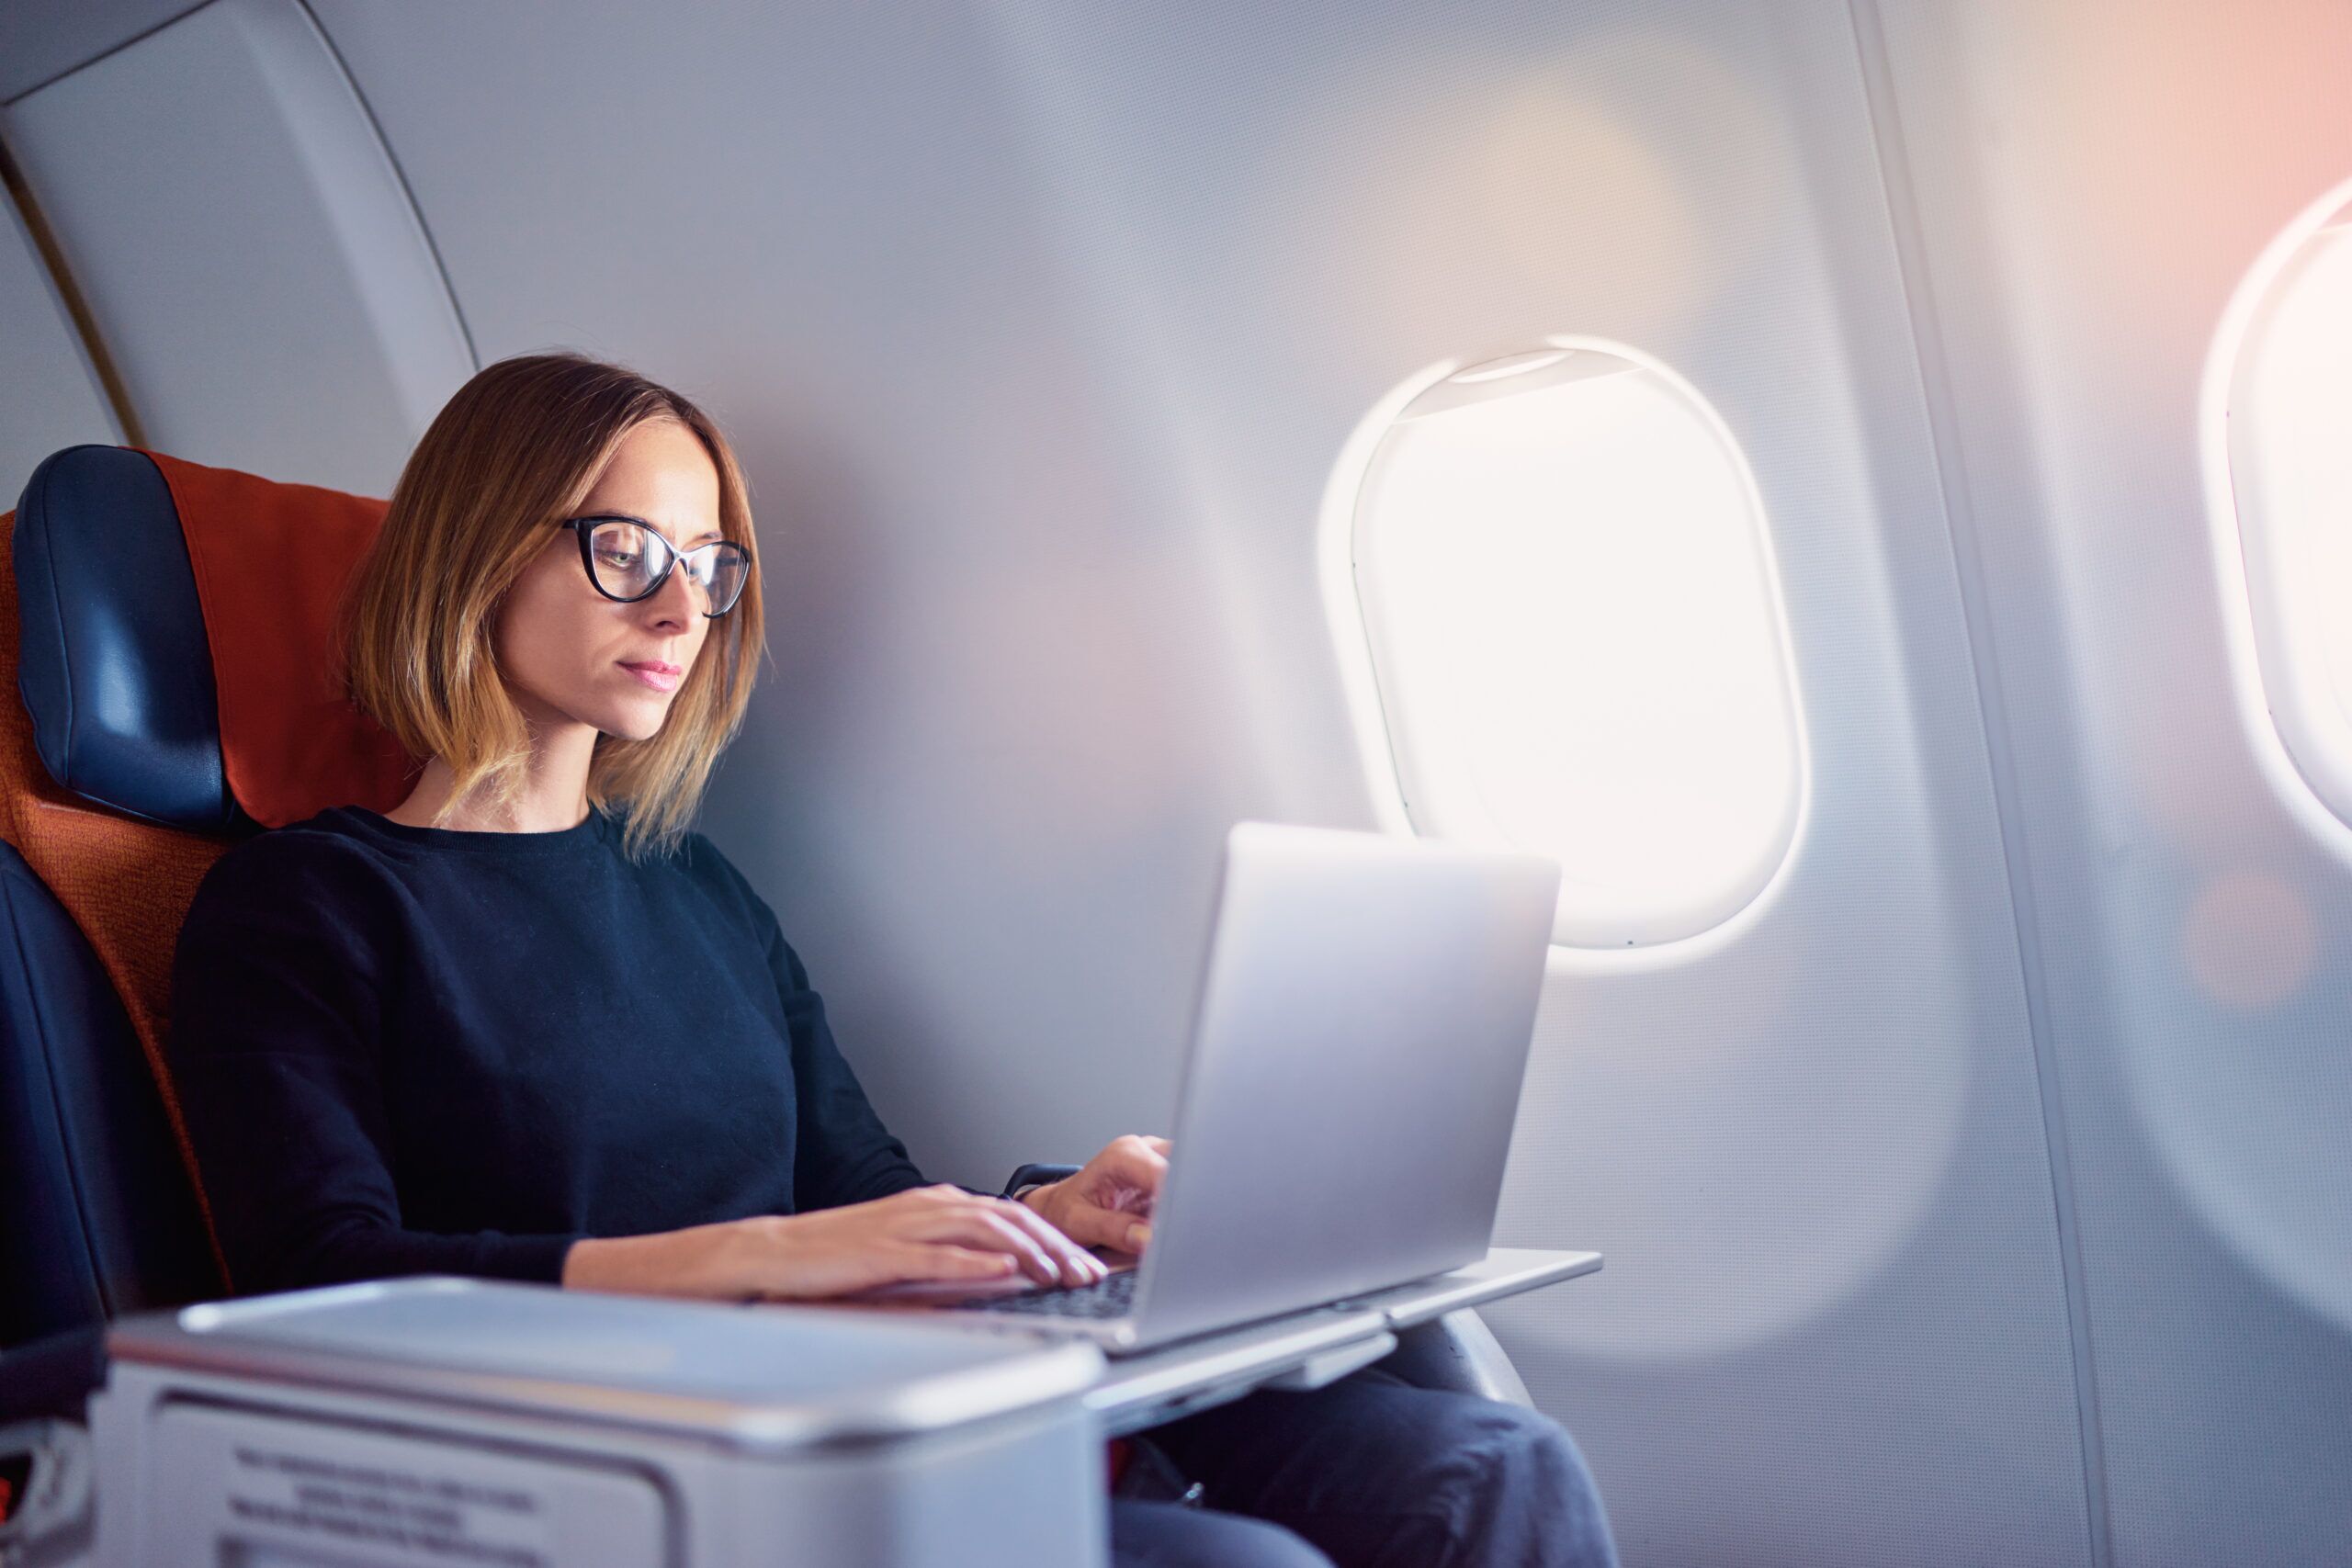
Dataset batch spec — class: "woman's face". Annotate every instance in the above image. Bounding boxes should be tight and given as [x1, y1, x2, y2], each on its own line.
[494, 417, 724, 744]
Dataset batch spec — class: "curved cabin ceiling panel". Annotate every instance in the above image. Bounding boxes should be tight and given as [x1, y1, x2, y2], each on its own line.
[0, 0, 208, 104]
[0, 0, 472, 495]
[0, 189, 121, 497]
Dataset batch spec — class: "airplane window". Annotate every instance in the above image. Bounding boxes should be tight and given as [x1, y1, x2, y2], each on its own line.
[1324, 338, 1806, 950]
[2215, 193, 2352, 834]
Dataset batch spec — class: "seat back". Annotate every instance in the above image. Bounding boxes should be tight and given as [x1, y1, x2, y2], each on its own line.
[0, 838, 216, 1341]
[0, 446, 408, 1345]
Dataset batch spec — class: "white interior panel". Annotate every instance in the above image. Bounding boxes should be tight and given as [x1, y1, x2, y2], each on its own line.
[0, 0, 472, 495]
[311, 4, 2090, 1562]
[0, 189, 121, 501]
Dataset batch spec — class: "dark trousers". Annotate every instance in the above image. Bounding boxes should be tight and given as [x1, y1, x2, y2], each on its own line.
[1108, 1366, 1618, 1568]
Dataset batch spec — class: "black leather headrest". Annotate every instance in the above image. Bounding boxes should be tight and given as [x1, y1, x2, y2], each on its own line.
[12, 446, 238, 832]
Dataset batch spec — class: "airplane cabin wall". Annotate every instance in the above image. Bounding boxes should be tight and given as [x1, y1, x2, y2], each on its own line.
[1871, 4, 2352, 1562]
[0, 4, 2343, 1565]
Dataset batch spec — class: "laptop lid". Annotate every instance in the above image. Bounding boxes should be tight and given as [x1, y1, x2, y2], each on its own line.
[1123, 821, 1560, 1349]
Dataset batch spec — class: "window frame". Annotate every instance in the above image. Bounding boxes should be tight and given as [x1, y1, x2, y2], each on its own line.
[2202, 175, 2352, 861]
[1317, 333, 1811, 962]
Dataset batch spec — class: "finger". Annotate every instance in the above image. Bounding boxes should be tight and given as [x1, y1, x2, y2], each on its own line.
[1050, 1194, 1157, 1255]
[987, 1196, 1107, 1286]
[1097, 1139, 1170, 1199]
[1108, 1134, 1169, 1166]
[919, 1207, 1062, 1285]
[895, 1187, 1092, 1282]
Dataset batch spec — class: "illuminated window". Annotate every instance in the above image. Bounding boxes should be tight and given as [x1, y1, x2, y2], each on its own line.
[1322, 338, 1806, 950]
[2214, 188, 2352, 833]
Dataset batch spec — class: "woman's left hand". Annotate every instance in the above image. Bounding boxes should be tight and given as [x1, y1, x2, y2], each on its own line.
[1019, 1134, 1169, 1254]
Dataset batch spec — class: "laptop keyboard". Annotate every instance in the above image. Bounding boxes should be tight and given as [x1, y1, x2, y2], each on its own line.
[952, 1268, 1140, 1319]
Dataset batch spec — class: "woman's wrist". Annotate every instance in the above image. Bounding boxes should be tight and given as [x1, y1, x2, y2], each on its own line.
[560, 1234, 628, 1291]
[561, 1215, 783, 1298]
[563, 1231, 686, 1293]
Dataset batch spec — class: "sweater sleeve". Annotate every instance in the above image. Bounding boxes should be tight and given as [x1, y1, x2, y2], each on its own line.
[168, 836, 582, 1295]
[759, 919, 931, 1212]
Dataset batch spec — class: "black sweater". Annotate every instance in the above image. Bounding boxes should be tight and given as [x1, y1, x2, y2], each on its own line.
[167, 805, 931, 1295]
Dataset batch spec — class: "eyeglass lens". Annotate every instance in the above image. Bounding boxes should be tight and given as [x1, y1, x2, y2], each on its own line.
[586, 520, 749, 615]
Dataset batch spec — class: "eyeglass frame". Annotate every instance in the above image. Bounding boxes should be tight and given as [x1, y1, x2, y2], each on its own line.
[557, 513, 753, 618]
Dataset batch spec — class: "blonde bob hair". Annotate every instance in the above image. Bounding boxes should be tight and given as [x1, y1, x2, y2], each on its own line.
[343, 353, 763, 860]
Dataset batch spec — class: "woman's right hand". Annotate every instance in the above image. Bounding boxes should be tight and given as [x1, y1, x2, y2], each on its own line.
[560, 1183, 1109, 1301]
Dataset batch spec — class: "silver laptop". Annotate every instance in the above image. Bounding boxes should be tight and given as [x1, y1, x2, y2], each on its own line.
[854, 820, 1560, 1355]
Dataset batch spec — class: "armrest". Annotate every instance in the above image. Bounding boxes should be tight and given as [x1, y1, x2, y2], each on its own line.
[1375, 1309, 1532, 1406]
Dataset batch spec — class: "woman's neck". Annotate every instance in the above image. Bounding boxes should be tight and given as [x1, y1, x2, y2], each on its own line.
[387, 719, 598, 833]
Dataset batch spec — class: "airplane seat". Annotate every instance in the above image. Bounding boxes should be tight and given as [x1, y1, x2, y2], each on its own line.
[0, 442, 407, 1412]
[0, 447, 238, 1364]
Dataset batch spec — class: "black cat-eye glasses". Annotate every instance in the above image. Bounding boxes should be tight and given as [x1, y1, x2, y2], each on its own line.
[558, 514, 752, 618]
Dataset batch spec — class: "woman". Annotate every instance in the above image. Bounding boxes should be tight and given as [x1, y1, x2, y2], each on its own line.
[168, 353, 1615, 1568]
